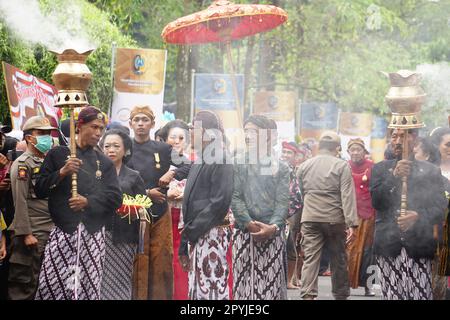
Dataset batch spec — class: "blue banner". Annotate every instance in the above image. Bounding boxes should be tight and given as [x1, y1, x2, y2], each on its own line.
[371, 116, 388, 139]
[300, 102, 338, 130]
[194, 73, 244, 110]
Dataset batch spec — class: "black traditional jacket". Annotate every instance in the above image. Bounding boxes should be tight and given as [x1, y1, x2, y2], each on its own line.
[128, 140, 190, 221]
[107, 165, 146, 245]
[370, 159, 447, 259]
[179, 159, 233, 256]
[35, 146, 122, 235]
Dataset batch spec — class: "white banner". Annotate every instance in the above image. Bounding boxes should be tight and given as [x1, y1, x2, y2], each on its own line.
[110, 48, 167, 136]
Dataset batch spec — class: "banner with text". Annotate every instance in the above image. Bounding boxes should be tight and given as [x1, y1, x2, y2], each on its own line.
[371, 116, 389, 163]
[2, 62, 60, 130]
[194, 73, 244, 151]
[110, 48, 167, 135]
[299, 102, 339, 155]
[253, 91, 297, 147]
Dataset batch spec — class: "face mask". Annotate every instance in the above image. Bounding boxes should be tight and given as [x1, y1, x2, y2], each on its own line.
[33, 135, 53, 154]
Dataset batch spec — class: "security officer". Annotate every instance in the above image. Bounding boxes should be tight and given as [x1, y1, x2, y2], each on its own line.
[8, 116, 56, 300]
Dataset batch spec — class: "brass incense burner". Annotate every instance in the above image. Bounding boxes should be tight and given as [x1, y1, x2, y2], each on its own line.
[383, 70, 426, 129]
[382, 69, 426, 218]
[50, 49, 94, 107]
[51, 48, 94, 197]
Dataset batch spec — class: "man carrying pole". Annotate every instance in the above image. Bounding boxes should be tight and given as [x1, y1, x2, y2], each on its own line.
[34, 107, 122, 300]
[370, 128, 446, 299]
[370, 70, 447, 300]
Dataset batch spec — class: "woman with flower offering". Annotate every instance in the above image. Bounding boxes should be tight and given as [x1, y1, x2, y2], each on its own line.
[100, 128, 147, 300]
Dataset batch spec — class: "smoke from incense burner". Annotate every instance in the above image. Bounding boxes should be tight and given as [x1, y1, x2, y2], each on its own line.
[0, 0, 95, 52]
[417, 62, 450, 106]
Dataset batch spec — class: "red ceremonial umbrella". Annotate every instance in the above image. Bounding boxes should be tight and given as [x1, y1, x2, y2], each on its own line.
[161, 0, 288, 125]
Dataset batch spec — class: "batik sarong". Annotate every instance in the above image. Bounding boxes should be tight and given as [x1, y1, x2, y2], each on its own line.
[233, 229, 287, 300]
[101, 231, 136, 300]
[432, 253, 448, 300]
[347, 216, 375, 288]
[35, 223, 105, 300]
[377, 247, 433, 300]
[188, 225, 231, 300]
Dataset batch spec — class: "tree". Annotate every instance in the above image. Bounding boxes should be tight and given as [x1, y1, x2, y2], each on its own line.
[253, 0, 450, 128]
[2, 0, 449, 128]
[0, 0, 136, 124]
[89, 0, 196, 120]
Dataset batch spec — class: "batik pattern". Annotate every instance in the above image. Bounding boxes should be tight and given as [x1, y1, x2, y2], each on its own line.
[233, 229, 287, 300]
[101, 231, 136, 300]
[376, 248, 432, 300]
[188, 225, 231, 300]
[35, 223, 105, 300]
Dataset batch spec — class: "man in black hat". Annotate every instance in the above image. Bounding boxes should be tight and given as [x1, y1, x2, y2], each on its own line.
[35, 106, 122, 300]
[370, 128, 447, 300]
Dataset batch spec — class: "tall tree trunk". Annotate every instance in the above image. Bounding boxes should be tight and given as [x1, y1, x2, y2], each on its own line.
[175, 45, 192, 122]
[175, 0, 202, 122]
[243, 38, 256, 117]
[256, 0, 283, 90]
[257, 42, 276, 90]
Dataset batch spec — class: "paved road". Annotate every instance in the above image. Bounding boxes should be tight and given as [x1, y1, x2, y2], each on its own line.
[287, 276, 381, 300]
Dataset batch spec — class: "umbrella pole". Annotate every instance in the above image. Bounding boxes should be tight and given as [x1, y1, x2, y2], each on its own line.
[225, 41, 243, 127]
[400, 132, 408, 217]
[69, 107, 78, 198]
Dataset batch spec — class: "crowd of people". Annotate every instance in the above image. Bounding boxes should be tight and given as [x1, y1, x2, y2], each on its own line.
[0, 104, 449, 300]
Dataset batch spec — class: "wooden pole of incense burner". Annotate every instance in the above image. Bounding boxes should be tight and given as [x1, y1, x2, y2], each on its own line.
[400, 133, 408, 217]
[69, 107, 78, 198]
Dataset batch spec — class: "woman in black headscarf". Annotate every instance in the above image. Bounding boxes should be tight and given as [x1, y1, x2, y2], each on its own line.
[179, 110, 234, 300]
[100, 127, 146, 300]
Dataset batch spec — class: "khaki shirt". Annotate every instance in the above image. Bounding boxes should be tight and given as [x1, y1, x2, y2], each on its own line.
[9, 151, 54, 235]
[296, 150, 358, 227]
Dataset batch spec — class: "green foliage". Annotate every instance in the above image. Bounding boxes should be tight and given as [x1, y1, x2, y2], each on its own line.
[264, 0, 450, 127]
[85, 0, 450, 127]
[1, 0, 449, 129]
[89, 0, 196, 103]
[0, 22, 40, 123]
[0, 0, 135, 125]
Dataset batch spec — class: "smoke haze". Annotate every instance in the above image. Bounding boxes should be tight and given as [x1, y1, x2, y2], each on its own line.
[417, 62, 450, 110]
[0, 0, 96, 52]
